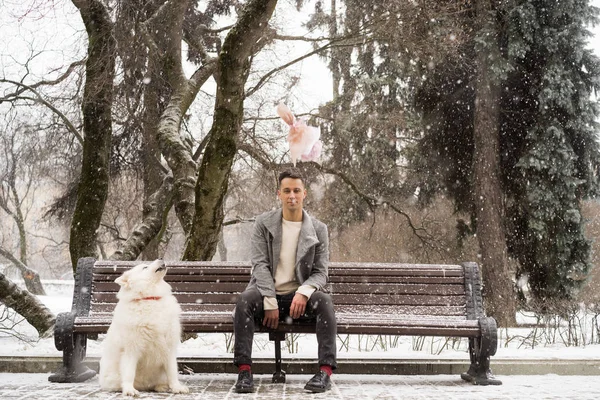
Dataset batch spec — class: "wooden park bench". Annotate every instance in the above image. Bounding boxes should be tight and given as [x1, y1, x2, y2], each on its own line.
[48, 257, 501, 385]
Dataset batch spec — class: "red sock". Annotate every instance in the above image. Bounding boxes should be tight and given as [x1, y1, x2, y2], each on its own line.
[239, 364, 251, 372]
[320, 365, 333, 376]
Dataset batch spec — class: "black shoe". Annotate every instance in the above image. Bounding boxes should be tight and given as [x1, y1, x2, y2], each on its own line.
[235, 370, 254, 393]
[304, 370, 331, 393]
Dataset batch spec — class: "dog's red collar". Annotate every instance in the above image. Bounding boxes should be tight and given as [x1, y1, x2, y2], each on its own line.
[133, 296, 162, 301]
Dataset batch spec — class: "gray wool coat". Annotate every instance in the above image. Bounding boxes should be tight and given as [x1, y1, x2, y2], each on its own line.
[246, 208, 330, 298]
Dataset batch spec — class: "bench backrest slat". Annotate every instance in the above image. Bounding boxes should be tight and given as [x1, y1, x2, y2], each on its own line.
[92, 273, 464, 285]
[92, 281, 249, 293]
[89, 303, 467, 317]
[86, 261, 469, 320]
[92, 281, 463, 296]
[91, 292, 465, 306]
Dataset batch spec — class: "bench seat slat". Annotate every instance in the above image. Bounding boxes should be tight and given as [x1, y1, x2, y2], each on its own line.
[74, 313, 480, 337]
[72, 323, 480, 337]
[75, 315, 476, 327]
[88, 303, 468, 316]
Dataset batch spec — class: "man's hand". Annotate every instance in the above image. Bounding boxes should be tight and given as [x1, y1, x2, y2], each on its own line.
[263, 309, 279, 329]
[290, 293, 308, 319]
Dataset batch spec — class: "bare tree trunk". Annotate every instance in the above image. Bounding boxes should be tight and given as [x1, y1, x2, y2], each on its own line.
[69, 0, 116, 271]
[472, 0, 516, 326]
[0, 272, 54, 338]
[140, 63, 167, 261]
[327, 2, 356, 185]
[183, 0, 279, 261]
[140, 0, 217, 236]
[118, 0, 168, 261]
[114, 0, 215, 259]
[329, 0, 340, 100]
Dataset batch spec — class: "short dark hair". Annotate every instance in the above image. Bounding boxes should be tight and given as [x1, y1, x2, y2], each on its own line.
[278, 168, 305, 187]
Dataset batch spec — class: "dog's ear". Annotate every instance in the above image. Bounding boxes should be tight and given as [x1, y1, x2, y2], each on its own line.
[115, 271, 130, 287]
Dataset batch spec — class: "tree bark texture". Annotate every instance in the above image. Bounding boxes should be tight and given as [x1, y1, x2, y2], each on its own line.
[472, 0, 516, 326]
[140, 74, 166, 260]
[142, 0, 218, 235]
[0, 272, 55, 338]
[183, 0, 278, 261]
[115, 0, 169, 260]
[69, 0, 116, 271]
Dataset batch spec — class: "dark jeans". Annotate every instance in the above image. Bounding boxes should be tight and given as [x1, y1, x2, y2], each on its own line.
[233, 287, 337, 369]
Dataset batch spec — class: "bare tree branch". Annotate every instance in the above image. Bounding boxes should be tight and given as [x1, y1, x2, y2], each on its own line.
[223, 217, 255, 226]
[139, 0, 218, 234]
[1, 58, 85, 98]
[0, 79, 83, 145]
[273, 33, 334, 42]
[0, 272, 54, 338]
[0, 246, 46, 295]
[246, 38, 361, 98]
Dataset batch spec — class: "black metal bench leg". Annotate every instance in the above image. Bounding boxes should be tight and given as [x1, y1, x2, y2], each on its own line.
[461, 317, 502, 385]
[49, 258, 97, 383]
[49, 332, 96, 383]
[269, 332, 286, 383]
[49, 312, 96, 383]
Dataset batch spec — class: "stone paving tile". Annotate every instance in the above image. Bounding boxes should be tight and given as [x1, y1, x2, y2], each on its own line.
[0, 373, 599, 399]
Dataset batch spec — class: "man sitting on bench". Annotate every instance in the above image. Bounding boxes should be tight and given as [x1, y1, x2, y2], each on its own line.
[233, 168, 337, 393]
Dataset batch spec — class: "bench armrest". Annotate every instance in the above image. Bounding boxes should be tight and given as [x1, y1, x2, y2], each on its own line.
[71, 257, 96, 317]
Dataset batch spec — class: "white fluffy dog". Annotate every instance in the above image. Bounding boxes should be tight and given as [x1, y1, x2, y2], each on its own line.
[99, 259, 189, 396]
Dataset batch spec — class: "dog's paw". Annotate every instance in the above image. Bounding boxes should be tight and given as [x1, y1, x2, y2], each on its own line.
[122, 386, 139, 397]
[171, 383, 189, 394]
[153, 384, 170, 392]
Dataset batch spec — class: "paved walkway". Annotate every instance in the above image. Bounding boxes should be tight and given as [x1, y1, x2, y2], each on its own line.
[0, 372, 599, 399]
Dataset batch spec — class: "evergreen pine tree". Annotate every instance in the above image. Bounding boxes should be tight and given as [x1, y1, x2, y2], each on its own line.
[505, 0, 600, 301]
[409, 0, 600, 303]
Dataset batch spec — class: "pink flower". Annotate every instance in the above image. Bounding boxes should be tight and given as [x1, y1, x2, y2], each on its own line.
[277, 103, 322, 166]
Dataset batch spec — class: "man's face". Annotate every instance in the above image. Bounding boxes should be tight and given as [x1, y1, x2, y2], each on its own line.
[278, 177, 306, 213]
